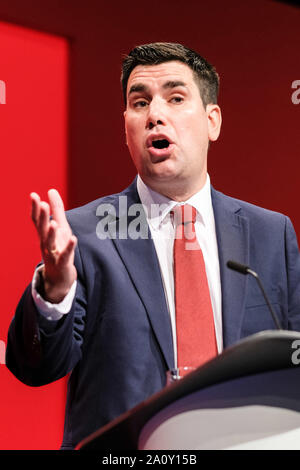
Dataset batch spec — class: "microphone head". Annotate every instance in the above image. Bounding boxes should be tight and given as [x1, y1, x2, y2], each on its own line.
[227, 260, 250, 275]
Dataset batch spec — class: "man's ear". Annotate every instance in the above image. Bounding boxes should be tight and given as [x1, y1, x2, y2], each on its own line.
[207, 104, 222, 142]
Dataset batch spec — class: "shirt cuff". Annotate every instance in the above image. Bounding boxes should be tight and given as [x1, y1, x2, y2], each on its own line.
[31, 265, 77, 321]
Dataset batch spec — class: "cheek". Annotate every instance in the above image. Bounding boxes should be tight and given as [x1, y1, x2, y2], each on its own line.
[125, 119, 143, 146]
[174, 109, 207, 137]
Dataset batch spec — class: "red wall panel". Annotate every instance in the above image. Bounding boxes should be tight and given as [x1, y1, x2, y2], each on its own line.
[0, 21, 69, 449]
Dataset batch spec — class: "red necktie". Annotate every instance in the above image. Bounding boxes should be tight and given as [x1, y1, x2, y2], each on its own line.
[173, 204, 217, 369]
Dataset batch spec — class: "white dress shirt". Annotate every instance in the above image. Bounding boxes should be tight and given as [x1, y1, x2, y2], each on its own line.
[32, 174, 223, 365]
[137, 174, 223, 365]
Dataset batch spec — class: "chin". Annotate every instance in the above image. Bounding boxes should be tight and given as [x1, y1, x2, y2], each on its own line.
[147, 159, 181, 178]
[146, 170, 179, 185]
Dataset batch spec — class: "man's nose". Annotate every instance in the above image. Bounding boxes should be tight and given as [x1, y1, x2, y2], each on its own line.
[146, 100, 166, 130]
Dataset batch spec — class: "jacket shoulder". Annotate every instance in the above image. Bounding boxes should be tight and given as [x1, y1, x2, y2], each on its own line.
[212, 188, 289, 225]
[65, 179, 138, 233]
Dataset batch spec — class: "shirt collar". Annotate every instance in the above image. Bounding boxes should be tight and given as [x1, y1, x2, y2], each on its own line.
[137, 174, 213, 231]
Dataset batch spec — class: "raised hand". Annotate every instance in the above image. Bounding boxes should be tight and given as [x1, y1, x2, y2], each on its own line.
[30, 189, 77, 303]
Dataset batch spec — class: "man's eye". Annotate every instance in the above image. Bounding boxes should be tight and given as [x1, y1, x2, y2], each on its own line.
[134, 100, 148, 108]
[171, 96, 184, 104]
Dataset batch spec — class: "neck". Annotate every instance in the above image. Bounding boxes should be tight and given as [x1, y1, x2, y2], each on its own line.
[142, 174, 208, 202]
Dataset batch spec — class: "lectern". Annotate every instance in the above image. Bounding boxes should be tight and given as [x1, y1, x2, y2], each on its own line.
[77, 330, 300, 450]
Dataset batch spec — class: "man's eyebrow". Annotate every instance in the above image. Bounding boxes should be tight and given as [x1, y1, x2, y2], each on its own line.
[162, 80, 187, 89]
[128, 80, 187, 97]
[128, 83, 150, 96]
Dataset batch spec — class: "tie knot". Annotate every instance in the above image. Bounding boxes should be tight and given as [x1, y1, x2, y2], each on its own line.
[172, 204, 196, 227]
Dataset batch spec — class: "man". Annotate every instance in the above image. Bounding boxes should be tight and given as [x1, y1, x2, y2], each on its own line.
[6, 43, 300, 449]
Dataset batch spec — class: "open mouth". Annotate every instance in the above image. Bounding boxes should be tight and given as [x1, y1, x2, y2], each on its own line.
[147, 136, 174, 160]
[152, 139, 170, 149]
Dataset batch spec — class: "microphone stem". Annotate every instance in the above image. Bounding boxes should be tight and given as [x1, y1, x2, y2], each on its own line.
[247, 269, 282, 330]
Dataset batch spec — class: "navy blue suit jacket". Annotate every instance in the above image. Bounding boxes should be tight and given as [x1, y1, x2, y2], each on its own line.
[6, 179, 300, 449]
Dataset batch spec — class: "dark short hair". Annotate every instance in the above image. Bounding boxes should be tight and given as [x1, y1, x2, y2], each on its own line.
[121, 42, 220, 107]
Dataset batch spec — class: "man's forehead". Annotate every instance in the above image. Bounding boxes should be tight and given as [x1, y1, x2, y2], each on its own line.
[126, 61, 195, 94]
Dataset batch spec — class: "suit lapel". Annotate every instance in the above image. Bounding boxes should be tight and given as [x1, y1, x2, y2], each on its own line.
[107, 180, 175, 370]
[211, 188, 250, 348]
[101, 181, 249, 363]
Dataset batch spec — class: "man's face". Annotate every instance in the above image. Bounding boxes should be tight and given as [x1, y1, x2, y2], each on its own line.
[124, 60, 221, 199]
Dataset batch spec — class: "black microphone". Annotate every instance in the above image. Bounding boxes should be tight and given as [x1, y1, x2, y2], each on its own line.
[227, 260, 282, 330]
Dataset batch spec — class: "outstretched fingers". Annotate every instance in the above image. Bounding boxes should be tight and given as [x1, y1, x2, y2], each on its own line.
[30, 193, 51, 244]
[56, 235, 77, 268]
[30, 192, 41, 226]
[45, 219, 58, 256]
[29, 189, 77, 302]
[30, 190, 76, 260]
[48, 189, 69, 230]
